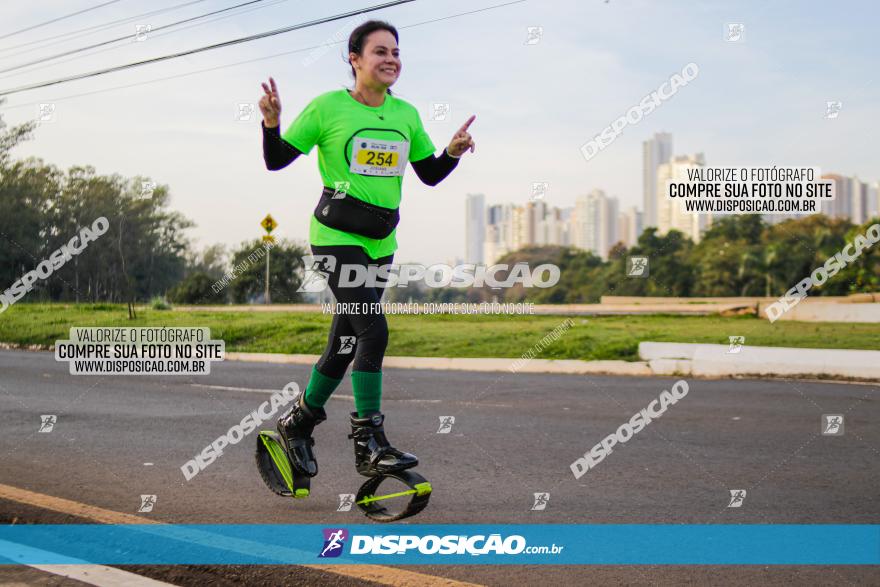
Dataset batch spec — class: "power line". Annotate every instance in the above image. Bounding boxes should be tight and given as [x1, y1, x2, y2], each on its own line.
[0, 0, 527, 110]
[0, 0, 273, 75]
[0, 0, 291, 82]
[0, 0, 210, 57]
[0, 0, 127, 42]
[0, 0, 416, 96]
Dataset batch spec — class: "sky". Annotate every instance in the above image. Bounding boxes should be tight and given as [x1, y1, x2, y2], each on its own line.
[0, 0, 877, 264]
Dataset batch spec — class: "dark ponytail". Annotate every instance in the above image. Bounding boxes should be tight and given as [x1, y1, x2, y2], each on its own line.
[346, 20, 399, 95]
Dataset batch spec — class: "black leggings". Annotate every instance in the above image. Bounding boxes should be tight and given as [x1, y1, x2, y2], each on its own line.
[311, 244, 393, 378]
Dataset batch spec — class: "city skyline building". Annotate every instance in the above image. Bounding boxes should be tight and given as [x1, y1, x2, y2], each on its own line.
[465, 193, 485, 265]
[643, 132, 673, 229]
[467, 134, 877, 263]
[656, 152, 712, 243]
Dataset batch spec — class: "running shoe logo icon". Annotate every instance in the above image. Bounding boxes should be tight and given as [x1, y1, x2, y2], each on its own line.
[531, 492, 549, 510]
[38, 415, 57, 433]
[319, 528, 348, 558]
[727, 489, 746, 508]
[822, 414, 844, 435]
[298, 255, 335, 293]
[530, 181, 549, 201]
[524, 26, 543, 45]
[338, 336, 356, 355]
[38, 103, 56, 122]
[337, 494, 355, 512]
[725, 23, 744, 42]
[332, 181, 350, 199]
[138, 494, 157, 513]
[437, 416, 455, 434]
[627, 256, 649, 277]
[727, 336, 745, 354]
[429, 103, 450, 121]
[825, 101, 843, 119]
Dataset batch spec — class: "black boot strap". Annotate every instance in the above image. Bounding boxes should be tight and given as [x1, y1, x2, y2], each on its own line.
[370, 445, 411, 465]
[286, 437, 315, 459]
[349, 426, 388, 442]
[286, 438, 317, 475]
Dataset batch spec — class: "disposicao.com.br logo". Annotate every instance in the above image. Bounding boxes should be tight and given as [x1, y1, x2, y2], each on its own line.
[321, 529, 563, 557]
[319, 528, 348, 558]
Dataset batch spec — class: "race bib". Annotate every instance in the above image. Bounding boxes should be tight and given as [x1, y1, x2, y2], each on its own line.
[350, 137, 410, 177]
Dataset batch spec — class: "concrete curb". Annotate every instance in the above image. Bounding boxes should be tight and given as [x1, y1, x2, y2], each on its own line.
[640, 342, 880, 381]
[6, 343, 651, 376]
[225, 352, 654, 377]
[2, 342, 874, 382]
[759, 301, 880, 323]
[169, 303, 746, 316]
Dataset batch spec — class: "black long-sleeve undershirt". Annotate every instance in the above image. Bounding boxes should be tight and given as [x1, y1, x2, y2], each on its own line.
[261, 120, 459, 186]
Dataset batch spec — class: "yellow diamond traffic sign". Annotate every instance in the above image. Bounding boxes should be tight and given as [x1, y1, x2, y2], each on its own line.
[261, 214, 277, 234]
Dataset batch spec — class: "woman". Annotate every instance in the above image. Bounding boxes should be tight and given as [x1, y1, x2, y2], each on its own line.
[259, 20, 474, 481]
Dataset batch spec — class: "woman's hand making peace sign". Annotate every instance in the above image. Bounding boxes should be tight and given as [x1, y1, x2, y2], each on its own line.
[259, 76, 282, 128]
[446, 115, 476, 157]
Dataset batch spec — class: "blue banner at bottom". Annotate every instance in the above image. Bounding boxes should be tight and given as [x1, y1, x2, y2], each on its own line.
[0, 525, 877, 565]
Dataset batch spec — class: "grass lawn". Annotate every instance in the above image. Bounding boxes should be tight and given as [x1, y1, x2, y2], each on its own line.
[0, 303, 877, 361]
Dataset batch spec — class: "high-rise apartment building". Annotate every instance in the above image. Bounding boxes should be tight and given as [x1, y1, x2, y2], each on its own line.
[465, 193, 485, 264]
[572, 190, 620, 259]
[643, 132, 673, 228]
[656, 153, 711, 243]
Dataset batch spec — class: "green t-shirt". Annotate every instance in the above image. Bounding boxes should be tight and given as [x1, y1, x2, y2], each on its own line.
[282, 89, 436, 259]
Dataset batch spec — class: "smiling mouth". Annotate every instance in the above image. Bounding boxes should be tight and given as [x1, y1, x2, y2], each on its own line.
[380, 67, 397, 74]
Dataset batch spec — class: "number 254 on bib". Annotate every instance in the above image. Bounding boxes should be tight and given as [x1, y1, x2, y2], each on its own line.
[350, 137, 410, 177]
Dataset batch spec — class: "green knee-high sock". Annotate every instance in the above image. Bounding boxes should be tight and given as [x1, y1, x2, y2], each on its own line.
[351, 370, 382, 417]
[303, 365, 342, 409]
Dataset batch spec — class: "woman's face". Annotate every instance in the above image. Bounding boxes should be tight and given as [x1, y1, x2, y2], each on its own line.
[351, 30, 401, 89]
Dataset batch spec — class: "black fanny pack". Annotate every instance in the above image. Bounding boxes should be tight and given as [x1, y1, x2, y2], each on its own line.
[313, 186, 400, 240]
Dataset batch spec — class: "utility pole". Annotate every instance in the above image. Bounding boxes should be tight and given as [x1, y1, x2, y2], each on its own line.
[265, 245, 271, 304]
[260, 214, 277, 304]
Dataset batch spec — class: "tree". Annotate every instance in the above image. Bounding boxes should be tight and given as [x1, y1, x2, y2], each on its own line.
[832, 217, 880, 294]
[168, 272, 217, 304]
[599, 228, 695, 298]
[183, 244, 227, 281]
[228, 239, 308, 303]
[690, 216, 765, 296]
[1, 157, 192, 305]
[762, 215, 850, 296]
[42, 168, 191, 303]
[0, 108, 42, 292]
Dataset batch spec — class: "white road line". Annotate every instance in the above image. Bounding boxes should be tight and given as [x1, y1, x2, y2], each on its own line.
[189, 384, 278, 393]
[0, 483, 485, 587]
[188, 384, 441, 403]
[0, 540, 176, 587]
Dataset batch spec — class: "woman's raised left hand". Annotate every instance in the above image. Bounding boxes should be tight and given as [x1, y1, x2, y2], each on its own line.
[446, 115, 476, 157]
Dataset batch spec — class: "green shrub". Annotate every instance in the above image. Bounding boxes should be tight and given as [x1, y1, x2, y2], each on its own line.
[150, 296, 172, 310]
[167, 272, 221, 304]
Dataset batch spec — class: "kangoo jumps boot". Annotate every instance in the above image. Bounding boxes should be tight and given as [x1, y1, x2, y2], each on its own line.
[348, 411, 418, 477]
[276, 392, 327, 477]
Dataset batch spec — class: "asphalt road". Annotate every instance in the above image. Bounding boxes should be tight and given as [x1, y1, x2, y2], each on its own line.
[0, 349, 877, 585]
